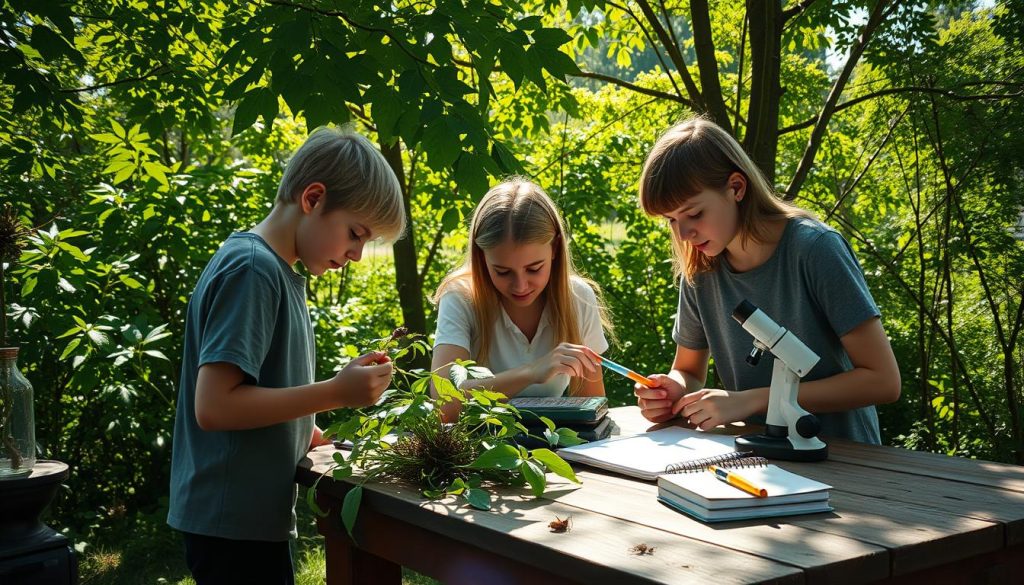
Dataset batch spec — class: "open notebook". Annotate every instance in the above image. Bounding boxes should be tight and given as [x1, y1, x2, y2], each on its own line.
[557, 427, 743, 481]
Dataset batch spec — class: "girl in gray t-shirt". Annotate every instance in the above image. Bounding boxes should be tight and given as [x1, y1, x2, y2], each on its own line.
[632, 118, 901, 444]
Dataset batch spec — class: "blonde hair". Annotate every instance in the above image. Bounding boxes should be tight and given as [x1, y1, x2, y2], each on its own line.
[277, 126, 406, 242]
[638, 117, 814, 283]
[434, 178, 613, 395]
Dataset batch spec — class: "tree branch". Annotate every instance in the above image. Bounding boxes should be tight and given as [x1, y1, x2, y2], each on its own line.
[419, 222, 446, 283]
[689, 0, 733, 132]
[785, 0, 893, 199]
[607, 0, 686, 100]
[779, 83, 1024, 134]
[734, 8, 748, 135]
[634, 0, 705, 109]
[782, 0, 818, 24]
[264, 0, 431, 67]
[59, 64, 171, 93]
[571, 71, 695, 108]
[824, 105, 907, 221]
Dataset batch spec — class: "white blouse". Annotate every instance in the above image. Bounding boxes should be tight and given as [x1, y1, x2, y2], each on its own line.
[433, 276, 609, 397]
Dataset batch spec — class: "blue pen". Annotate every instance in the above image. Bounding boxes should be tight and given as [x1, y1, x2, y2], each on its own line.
[599, 356, 655, 387]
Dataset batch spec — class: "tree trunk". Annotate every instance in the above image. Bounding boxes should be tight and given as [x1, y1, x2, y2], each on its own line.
[690, 0, 734, 135]
[744, 0, 783, 184]
[380, 141, 427, 337]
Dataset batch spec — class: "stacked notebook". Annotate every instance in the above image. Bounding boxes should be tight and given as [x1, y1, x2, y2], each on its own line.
[510, 396, 613, 446]
[557, 426, 832, 522]
[657, 458, 833, 522]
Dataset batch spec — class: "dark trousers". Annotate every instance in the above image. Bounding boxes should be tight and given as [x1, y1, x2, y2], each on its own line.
[182, 531, 295, 585]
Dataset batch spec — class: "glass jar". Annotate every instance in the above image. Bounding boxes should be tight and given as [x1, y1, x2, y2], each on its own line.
[0, 346, 35, 478]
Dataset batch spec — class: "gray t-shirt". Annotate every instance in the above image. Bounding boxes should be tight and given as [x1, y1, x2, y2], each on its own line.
[673, 218, 882, 444]
[168, 233, 315, 541]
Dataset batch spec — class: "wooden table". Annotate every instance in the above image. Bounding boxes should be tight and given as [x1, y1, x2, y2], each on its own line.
[296, 406, 1024, 584]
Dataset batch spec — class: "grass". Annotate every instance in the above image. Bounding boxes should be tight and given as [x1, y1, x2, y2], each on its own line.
[77, 490, 439, 585]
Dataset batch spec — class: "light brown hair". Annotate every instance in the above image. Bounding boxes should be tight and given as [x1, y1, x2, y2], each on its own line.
[638, 117, 814, 283]
[277, 126, 406, 242]
[434, 178, 613, 394]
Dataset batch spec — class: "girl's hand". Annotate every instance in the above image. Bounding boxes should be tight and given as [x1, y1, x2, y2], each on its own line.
[672, 389, 757, 430]
[530, 343, 600, 384]
[635, 374, 685, 423]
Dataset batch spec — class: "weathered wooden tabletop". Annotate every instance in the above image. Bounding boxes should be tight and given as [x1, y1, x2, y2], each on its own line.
[296, 406, 1024, 584]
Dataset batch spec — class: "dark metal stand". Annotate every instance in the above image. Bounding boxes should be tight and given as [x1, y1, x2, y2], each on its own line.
[0, 460, 77, 584]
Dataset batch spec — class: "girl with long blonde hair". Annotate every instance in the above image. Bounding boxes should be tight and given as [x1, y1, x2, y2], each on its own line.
[430, 178, 612, 419]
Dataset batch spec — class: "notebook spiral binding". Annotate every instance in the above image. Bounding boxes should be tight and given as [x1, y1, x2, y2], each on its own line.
[664, 453, 768, 474]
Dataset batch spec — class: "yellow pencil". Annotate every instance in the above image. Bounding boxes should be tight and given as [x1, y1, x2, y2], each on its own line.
[708, 465, 768, 498]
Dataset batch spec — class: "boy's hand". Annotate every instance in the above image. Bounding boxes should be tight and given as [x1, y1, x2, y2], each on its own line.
[333, 351, 394, 407]
[635, 373, 685, 423]
[309, 425, 332, 449]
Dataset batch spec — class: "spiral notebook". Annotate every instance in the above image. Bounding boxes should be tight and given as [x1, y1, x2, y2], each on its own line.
[658, 462, 832, 522]
[556, 427, 746, 481]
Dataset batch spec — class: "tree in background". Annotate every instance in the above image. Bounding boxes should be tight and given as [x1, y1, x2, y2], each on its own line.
[0, 2, 1022, 565]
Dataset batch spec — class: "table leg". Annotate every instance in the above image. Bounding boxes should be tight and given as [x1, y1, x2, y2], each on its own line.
[315, 498, 402, 585]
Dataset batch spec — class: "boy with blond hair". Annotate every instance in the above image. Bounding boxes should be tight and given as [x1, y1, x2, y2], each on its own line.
[168, 127, 406, 584]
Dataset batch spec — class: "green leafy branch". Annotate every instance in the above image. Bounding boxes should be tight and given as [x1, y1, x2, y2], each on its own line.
[309, 327, 585, 540]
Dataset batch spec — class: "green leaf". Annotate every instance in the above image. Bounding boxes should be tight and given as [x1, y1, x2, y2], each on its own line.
[143, 324, 171, 344]
[468, 444, 522, 470]
[555, 428, 585, 447]
[102, 160, 133, 175]
[142, 349, 169, 361]
[30, 24, 83, 64]
[449, 363, 469, 388]
[113, 163, 136, 185]
[521, 459, 546, 497]
[57, 241, 90, 261]
[498, 41, 525, 89]
[454, 153, 490, 197]
[341, 486, 363, 539]
[59, 337, 81, 360]
[91, 133, 123, 144]
[142, 162, 169, 188]
[306, 485, 328, 517]
[530, 449, 579, 483]
[464, 487, 491, 510]
[119, 275, 144, 289]
[232, 89, 263, 136]
[420, 118, 461, 170]
[86, 328, 109, 346]
[531, 28, 572, 48]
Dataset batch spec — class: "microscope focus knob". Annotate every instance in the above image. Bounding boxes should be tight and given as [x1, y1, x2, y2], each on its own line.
[795, 413, 821, 438]
[746, 347, 764, 366]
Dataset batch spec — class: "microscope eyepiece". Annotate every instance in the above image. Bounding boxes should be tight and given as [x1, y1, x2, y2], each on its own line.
[732, 300, 757, 324]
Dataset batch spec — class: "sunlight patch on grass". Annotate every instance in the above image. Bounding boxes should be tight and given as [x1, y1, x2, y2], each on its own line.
[79, 548, 121, 583]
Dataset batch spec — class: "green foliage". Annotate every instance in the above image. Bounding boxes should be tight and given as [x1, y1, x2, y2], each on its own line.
[0, 0, 1021, 571]
[315, 331, 582, 539]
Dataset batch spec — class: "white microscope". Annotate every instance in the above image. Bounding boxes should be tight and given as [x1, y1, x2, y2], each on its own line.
[731, 300, 828, 462]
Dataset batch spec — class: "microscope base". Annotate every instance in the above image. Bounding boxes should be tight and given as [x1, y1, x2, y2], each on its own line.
[735, 434, 828, 462]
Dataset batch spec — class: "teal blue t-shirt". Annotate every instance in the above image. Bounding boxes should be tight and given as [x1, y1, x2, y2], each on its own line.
[168, 233, 315, 541]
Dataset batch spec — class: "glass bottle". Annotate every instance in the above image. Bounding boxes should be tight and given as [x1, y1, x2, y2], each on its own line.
[0, 346, 35, 478]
